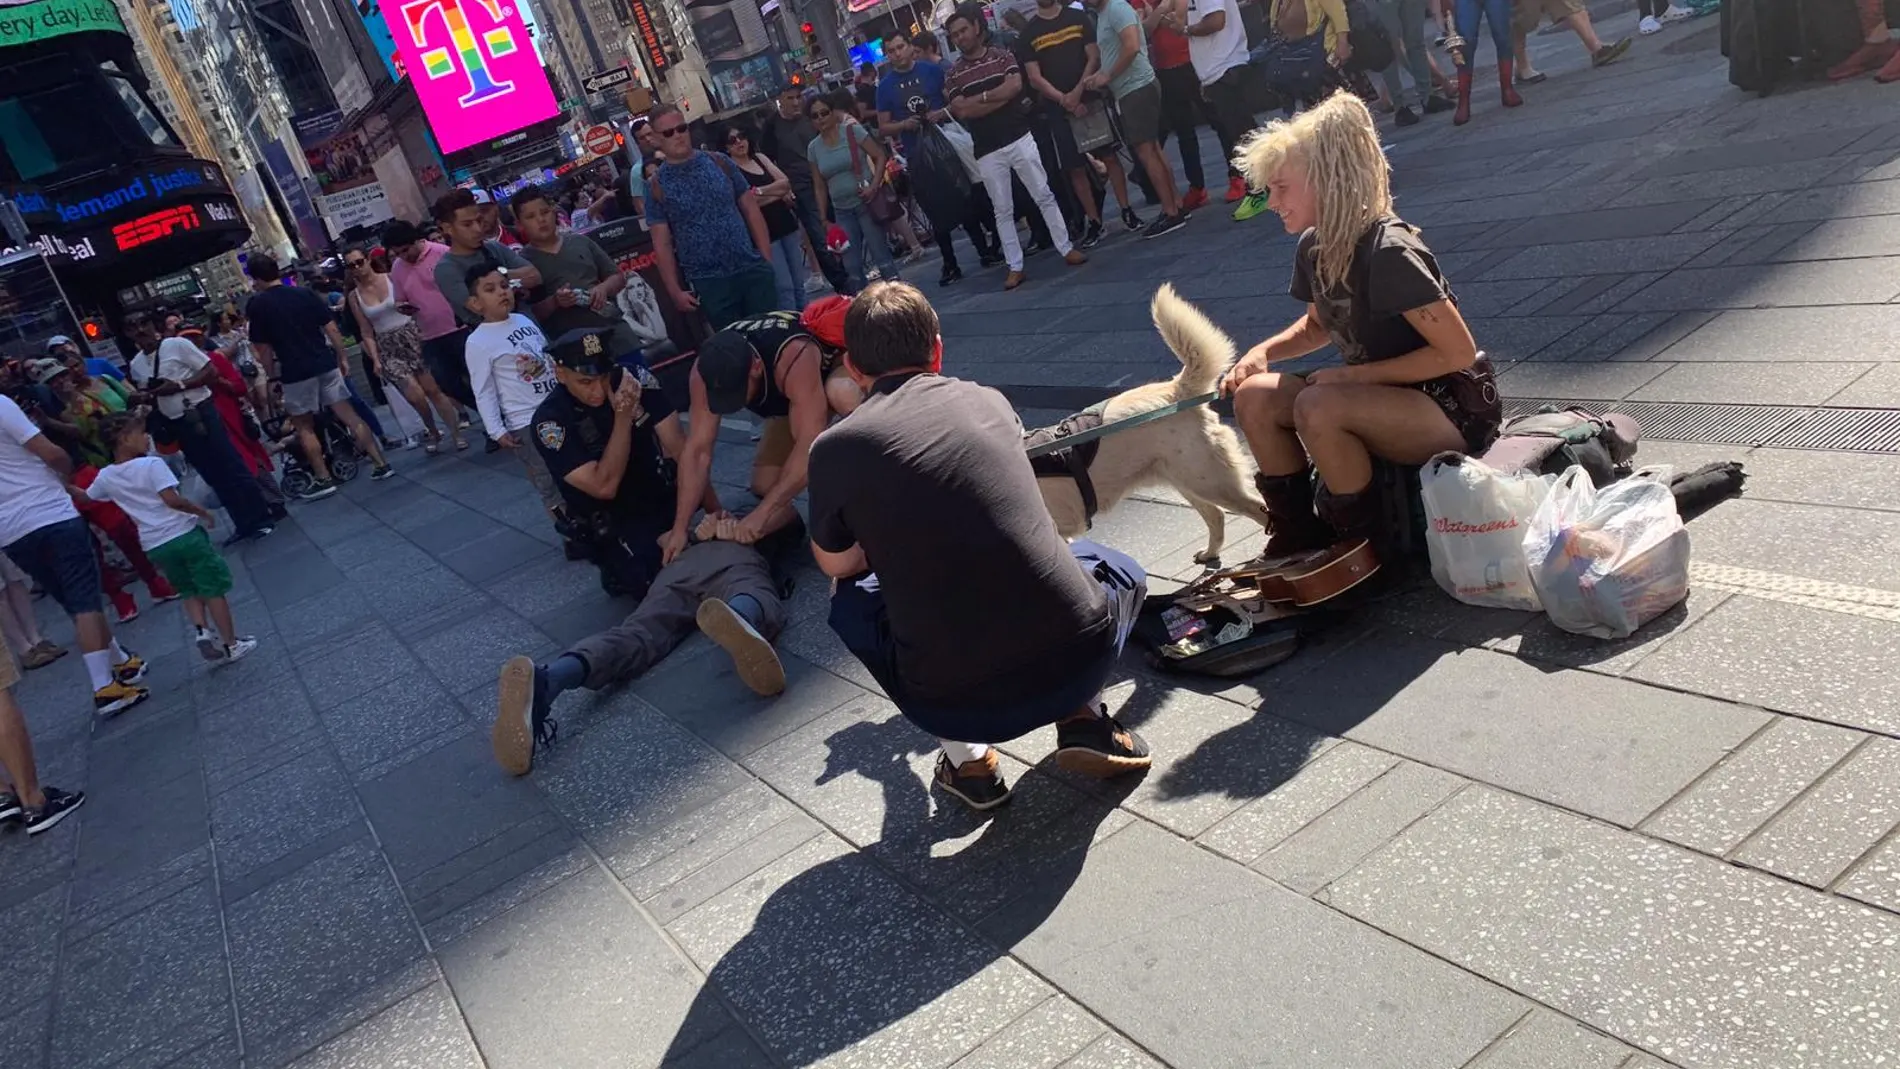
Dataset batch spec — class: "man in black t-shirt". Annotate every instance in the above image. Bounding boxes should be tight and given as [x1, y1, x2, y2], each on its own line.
[491, 327, 791, 777]
[809, 282, 1152, 812]
[1016, 0, 1115, 248]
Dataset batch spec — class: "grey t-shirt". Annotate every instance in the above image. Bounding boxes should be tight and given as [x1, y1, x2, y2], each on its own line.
[518, 233, 640, 355]
[766, 112, 819, 188]
[436, 239, 531, 328]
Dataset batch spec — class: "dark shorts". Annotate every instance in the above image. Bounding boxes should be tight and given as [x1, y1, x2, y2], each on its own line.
[4, 516, 103, 617]
[1116, 80, 1166, 145]
[1418, 355, 1504, 454]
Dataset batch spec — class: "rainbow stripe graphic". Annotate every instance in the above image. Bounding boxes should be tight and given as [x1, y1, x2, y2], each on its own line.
[403, 0, 514, 106]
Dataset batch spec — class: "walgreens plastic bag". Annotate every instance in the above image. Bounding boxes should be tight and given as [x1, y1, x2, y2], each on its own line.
[1525, 466, 1690, 640]
[1421, 452, 1554, 611]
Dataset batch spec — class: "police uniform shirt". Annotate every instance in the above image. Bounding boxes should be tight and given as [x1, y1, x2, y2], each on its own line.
[531, 364, 679, 531]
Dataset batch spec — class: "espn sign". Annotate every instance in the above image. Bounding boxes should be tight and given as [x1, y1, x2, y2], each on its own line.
[112, 205, 202, 251]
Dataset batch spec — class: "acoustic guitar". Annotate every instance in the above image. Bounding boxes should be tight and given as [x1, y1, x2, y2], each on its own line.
[1183, 539, 1381, 609]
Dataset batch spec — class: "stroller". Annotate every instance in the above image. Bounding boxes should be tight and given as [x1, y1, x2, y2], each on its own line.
[265, 411, 364, 497]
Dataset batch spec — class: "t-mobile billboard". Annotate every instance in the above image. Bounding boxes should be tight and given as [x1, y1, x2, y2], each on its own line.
[389, 0, 559, 155]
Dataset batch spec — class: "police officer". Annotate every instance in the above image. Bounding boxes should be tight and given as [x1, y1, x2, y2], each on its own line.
[492, 325, 793, 776]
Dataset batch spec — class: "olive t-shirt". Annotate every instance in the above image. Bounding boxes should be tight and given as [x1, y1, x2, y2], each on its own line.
[1289, 216, 1453, 365]
[808, 373, 1112, 707]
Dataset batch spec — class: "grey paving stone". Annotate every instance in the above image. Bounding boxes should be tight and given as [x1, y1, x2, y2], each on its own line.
[292, 623, 426, 710]
[69, 767, 209, 911]
[644, 810, 825, 926]
[1061, 1034, 1168, 1068]
[1634, 592, 1900, 736]
[1482, 587, 1733, 677]
[481, 551, 605, 617]
[1465, 316, 1594, 365]
[320, 527, 425, 574]
[226, 838, 427, 1055]
[0, 886, 64, 1001]
[191, 634, 299, 714]
[1644, 716, 1863, 857]
[1198, 742, 1399, 864]
[156, 1031, 242, 1067]
[52, 881, 230, 1069]
[440, 865, 720, 1069]
[1646, 305, 1900, 361]
[1496, 360, 1673, 401]
[1255, 761, 1466, 895]
[1730, 736, 1900, 888]
[1329, 786, 1900, 1069]
[0, 999, 49, 1069]
[438, 525, 557, 584]
[315, 667, 470, 775]
[358, 564, 483, 627]
[635, 643, 868, 760]
[1826, 361, 1900, 407]
[1259, 634, 1769, 826]
[1616, 258, 1900, 312]
[1836, 831, 1900, 915]
[668, 834, 1054, 1068]
[357, 732, 557, 881]
[1468, 1010, 1639, 1069]
[1679, 499, 1900, 596]
[1627, 361, 1875, 405]
[269, 583, 378, 648]
[609, 778, 807, 899]
[949, 996, 1107, 1069]
[1763, 213, 1900, 263]
[1480, 200, 1720, 248]
[1064, 496, 1202, 568]
[246, 958, 439, 1069]
[209, 746, 361, 883]
[251, 547, 349, 609]
[1609, 157, 1861, 208]
[283, 982, 481, 1069]
[659, 1022, 778, 1068]
[983, 820, 1526, 1069]
[774, 616, 887, 692]
[197, 686, 325, 787]
[1480, 234, 1724, 280]
[410, 608, 556, 695]
[66, 845, 212, 944]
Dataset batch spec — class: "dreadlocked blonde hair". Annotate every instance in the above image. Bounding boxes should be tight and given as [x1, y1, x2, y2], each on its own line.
[1235, 92, 1393, 296]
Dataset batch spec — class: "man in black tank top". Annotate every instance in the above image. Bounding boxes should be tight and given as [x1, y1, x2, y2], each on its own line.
[664, 310, 860, 561]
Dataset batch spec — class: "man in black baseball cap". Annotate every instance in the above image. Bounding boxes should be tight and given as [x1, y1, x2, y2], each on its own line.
[492, 324, 797, 776]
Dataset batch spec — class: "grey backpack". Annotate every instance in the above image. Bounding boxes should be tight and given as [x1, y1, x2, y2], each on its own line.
[1478, 406, 1640, 487]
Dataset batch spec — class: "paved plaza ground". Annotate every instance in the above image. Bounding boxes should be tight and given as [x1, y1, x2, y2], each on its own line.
[7, 13, 1900, 1068]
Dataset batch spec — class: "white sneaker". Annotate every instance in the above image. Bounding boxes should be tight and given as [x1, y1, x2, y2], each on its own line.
[220, 637, 259, 665]
[1660, 3, 1692, 20]
[194, 626, 223, 662]
[1639, 14, 1662, 33]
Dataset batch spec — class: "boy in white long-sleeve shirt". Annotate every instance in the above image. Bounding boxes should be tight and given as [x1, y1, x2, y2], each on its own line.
[462, 266, 563, 517]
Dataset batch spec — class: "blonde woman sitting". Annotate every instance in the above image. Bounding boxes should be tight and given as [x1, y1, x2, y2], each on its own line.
[1220, 92, 1501, 558]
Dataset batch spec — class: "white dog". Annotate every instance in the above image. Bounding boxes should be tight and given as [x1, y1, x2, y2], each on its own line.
[1033, 284, 1266, 564]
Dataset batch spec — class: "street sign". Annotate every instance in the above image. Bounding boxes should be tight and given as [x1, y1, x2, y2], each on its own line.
[583, 66, 634, 94]
[583, 125, 617, 157]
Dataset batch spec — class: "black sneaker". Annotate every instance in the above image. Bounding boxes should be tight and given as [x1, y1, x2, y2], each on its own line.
[24, 787, 85, 835]
[0, 791, 21, 823]
[1077, 219, 1104, 250]
[493, 655, 557, 775]
[1141, 213, 1187, 239]
[1023, 237, 1053, 257]
[938, 265, 964, 287]
[299, 479, 339, 501]
[1120, 207, 1143, 232]
[1054, 712, 1153, 777]
[933, 752, 1013, 811]
[978, 251, 1006, 269]
[1423, 94, 1456, 114]
[1395, 106, 1420, 126]
[370, 464, 396, 481]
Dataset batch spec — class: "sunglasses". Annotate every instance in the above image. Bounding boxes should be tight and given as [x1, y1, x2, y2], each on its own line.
[726, 133, 745, 143]
[656, 124, 689, 138]
[811, 108, 833, 118]
[345, 259, 368, 268]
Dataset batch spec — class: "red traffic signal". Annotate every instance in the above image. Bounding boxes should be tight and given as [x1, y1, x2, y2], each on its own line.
[80, 318, 106, 342]
[801, 21, 814, 33]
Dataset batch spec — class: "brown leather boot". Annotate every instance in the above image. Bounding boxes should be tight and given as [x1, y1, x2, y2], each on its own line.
[1256, 472, 1335, 557]
[1316, 485, 1384, 545]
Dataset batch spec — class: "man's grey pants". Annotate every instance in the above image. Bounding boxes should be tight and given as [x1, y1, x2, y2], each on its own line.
[1376, 0, 1436, 111]
[568, 540, 787, 689]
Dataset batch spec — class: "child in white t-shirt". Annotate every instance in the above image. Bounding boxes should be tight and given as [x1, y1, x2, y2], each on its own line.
[461, 265, 564, 516]
[82, 411, 257, 664]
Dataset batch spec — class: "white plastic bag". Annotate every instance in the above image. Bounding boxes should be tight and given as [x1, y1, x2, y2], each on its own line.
[1525, 465, 1690, 640]
[1420, 452, 1554, 611]
[938, 121, 983, 182]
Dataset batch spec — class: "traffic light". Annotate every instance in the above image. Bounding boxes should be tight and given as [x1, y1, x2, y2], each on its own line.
[80, 318, 106, 343]
[802, 20, 818, 51]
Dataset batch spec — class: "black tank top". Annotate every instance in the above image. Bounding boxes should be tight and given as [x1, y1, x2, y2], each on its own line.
[727, 311, 817, 419]
[736, 159, 800, 240]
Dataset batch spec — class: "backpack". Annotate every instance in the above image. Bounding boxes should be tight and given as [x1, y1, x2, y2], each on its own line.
[1478, 406, 1640, 488]
[1341, 0, 1395, 74]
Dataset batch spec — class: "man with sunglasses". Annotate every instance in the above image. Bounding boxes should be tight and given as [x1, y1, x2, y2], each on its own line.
[758, 83, 853, 296]
[641, 106, 779, 329]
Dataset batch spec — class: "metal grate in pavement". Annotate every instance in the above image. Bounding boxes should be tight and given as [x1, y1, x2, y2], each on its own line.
[1504, 398, 1900, 454]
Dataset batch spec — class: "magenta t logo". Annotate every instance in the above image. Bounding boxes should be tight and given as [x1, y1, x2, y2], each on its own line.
[401, 0, 518, 106]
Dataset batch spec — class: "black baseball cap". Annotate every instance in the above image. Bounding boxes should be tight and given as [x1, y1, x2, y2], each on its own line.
[548, 327, 618, 374]
[695, 330, 756, 415]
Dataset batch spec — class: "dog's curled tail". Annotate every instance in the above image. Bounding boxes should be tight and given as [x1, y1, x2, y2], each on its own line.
[1151, 283, 1235, 400]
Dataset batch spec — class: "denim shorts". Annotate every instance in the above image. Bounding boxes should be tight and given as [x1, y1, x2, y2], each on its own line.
[4, 516, 103, 617]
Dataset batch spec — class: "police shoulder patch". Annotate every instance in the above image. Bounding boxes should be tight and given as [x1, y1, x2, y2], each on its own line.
[634, 365, 661, 390]
[536, 421, 565, 450]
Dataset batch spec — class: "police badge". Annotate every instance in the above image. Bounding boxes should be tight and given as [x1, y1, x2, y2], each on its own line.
[536, 421, 566, 450]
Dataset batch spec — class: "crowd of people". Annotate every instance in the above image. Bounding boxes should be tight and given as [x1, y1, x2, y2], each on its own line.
[0, 0, 1688, 836]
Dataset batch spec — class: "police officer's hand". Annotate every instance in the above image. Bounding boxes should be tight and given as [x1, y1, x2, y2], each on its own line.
[610, 373, 642, 417]
[658, 526, 690, 565]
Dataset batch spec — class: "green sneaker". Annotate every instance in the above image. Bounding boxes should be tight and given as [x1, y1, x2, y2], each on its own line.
[1232, 192, 1270, 221]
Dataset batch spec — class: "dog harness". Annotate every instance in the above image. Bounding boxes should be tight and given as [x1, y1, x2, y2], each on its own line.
[1023, 403, 1109, 525]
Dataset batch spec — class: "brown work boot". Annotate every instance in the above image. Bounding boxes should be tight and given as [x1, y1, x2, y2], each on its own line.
[1255, 472, 1335, 557]
[1063, 250, 1087, 266]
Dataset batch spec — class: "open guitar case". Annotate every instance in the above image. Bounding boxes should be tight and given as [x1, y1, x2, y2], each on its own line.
[1131, 460, 1425, 678]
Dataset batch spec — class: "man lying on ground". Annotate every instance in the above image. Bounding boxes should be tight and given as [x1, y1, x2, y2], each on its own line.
[809, 282, 1153, 812]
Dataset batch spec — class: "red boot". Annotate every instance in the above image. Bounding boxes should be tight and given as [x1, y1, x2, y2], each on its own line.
[1499, 59, 1524, 107]
[1453, 69, 1473, 126]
